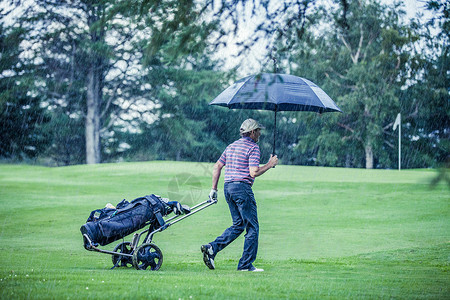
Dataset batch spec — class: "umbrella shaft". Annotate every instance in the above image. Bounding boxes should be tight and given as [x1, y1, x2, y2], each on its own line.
[273, 109, 277, 155]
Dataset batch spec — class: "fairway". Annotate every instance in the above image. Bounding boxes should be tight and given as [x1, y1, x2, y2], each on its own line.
[0, 162, 448, 299]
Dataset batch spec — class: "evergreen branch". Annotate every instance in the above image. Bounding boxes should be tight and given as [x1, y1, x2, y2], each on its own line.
[384, 140, 394, 149]
[337, 122, 354, 133]
[340, 23, 364, 64]
[324, 72, 358, 90]
[354, 23, 364, 64]
[340, 35, 354, 63]
[363, 36, 375, 61]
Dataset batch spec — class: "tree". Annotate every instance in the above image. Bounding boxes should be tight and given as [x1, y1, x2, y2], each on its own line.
[399, 0, 449, 168]
[17, 1, 135, 164]
[17, 0, 218, 165]
[120, 49, 237, 162]
[41, 110, 86, 165]
[283, 0, 419, 168]
[0, 21, 49, 160]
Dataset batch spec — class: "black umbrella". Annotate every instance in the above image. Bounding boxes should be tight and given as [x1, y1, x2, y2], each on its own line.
[209, 73, 342, 154]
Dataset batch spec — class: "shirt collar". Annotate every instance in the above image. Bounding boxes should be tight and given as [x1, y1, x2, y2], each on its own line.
[241, 136, 256, 143]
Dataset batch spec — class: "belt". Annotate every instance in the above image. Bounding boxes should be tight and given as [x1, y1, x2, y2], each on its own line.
[226, 181, 251, 185]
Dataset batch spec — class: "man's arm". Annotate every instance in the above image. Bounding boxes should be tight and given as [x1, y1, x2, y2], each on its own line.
[212, 161, 225, 190]
[249, 154, 278, 178]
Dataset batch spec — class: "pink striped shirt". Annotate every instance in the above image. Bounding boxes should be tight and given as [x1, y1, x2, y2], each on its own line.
[218, 137, 261, 185]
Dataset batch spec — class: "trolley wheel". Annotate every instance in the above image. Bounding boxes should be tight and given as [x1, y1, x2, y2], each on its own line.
[132, 243, 163, 271]
[112, 242, 133, 268]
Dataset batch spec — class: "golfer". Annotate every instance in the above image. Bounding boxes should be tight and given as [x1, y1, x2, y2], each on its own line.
[201, 118, 278, 272]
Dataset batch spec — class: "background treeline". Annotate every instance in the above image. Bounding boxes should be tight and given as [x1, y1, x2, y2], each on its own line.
[0, 0, 448, 169]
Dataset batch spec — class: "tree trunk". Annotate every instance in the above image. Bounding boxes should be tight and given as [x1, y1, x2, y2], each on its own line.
[86, 67, 101, 164]
[85, 5, 104, 165]
[365, 143, 374, 169]
[345, 153, 352, 168]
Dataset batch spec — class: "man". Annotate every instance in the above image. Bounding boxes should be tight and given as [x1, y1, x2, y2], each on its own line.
[201, 118, 278, 272]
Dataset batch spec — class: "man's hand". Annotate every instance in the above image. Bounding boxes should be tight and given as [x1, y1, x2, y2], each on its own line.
[268, 154, 278, 168]
[249, 154, 278, 177]
[209, 188, 218, 202]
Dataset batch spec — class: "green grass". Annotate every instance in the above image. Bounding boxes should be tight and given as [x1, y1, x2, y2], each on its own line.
[0, 162, 448, 299]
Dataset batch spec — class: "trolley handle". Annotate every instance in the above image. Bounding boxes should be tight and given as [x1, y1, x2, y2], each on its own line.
[144, 198, 217, 243]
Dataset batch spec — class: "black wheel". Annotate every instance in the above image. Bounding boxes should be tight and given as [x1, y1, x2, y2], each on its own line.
[112, 242, 133, 268]
[132, 243, 163, 271]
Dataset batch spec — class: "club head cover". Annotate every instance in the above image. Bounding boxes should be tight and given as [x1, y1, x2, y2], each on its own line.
[181, 204, 191, 214]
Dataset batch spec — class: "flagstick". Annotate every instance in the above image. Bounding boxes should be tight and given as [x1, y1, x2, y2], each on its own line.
[272, 53, 278, 157]
[398, 113, 401, 171]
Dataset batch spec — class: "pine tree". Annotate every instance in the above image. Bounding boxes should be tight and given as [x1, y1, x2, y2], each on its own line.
[0, 23, 49, 159]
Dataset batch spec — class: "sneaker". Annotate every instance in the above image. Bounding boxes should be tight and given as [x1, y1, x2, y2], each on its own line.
[239, 266, 264, 272]
[201, 244, 215, 270]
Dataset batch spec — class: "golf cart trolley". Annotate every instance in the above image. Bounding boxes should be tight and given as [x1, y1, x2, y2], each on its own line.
[80, 194, 216, 271]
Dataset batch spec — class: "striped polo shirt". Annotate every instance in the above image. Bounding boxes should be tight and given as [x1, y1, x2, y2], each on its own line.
[218, 136, 261, 185]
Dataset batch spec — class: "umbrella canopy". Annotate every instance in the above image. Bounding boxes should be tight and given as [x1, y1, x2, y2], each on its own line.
[209, 73, 342, 154]
[210, 73, 342, 113]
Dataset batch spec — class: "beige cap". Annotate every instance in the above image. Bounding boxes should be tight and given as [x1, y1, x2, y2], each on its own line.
[240, 118, 265, 134]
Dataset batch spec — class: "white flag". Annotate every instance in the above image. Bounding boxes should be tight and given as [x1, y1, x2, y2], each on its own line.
[393, 113, 401, 131]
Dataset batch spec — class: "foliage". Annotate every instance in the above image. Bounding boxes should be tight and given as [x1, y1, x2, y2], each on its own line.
[276, 0, 444, 168]
[400, 0, 449, 167]
[13, 0, 143, 164]
[10, 0, 222, 165]
[0, 23, 49, 159]
[41, 110, 85, 166]
[124, 65, 252, 163]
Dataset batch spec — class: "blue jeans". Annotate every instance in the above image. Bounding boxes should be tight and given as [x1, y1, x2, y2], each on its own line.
[209, 181, 259, 270]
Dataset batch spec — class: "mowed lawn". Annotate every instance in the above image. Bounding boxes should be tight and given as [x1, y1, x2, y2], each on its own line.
[0, 162, 448, 299]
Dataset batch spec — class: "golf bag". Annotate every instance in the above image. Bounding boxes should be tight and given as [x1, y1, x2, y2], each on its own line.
[80, 194, 183, 247]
